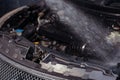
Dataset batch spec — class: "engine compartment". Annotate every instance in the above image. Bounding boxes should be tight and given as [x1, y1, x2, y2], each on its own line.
[0, 0, 120, 80]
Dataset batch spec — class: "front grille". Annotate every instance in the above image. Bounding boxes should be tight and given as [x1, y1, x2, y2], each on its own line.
[0, 58, 44, 80]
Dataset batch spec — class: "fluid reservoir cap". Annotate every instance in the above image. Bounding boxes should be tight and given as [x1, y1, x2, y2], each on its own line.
[15, 29, 24, 36]
[15, 29, 24, 33]
[34, 42, 40, 45]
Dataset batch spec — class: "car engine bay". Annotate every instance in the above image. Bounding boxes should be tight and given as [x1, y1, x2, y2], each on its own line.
[0, 0, 120, 80]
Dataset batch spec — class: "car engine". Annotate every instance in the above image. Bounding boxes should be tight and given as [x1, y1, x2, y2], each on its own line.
[0, 0, 120, 80]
